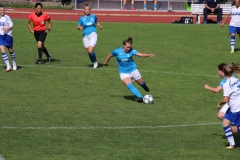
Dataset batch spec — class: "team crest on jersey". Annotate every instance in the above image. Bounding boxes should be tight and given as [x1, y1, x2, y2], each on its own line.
[0, 22, 5, 26]
[41, 21, 44, 25]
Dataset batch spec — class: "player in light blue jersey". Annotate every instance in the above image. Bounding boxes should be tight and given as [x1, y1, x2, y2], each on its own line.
[218, 63, 240, 149]
[104, 37, 154, 103]
[77, 4, 103, 68]
[205, 63, 238, 120]
[204, 63, 229, 120]
[221, 0, 240, 53]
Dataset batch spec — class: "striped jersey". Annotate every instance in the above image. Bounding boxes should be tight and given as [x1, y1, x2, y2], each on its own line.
[228, 5, 240, 27]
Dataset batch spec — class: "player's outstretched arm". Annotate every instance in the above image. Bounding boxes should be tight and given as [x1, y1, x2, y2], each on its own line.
[204, 84, 223, 93]
[104, 54, 113, 66]
[136, 53, 155, 57]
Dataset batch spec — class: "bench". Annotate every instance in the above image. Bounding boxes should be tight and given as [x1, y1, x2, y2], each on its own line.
[191, 4, 231, 24]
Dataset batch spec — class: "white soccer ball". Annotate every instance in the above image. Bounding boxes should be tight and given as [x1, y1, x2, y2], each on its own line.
[143, 94, 153, 104]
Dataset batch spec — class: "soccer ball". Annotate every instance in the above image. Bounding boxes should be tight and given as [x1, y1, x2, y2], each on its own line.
[143, 94, 153, 104]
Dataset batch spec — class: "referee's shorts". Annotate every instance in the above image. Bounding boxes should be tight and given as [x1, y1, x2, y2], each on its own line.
[34, 30, 47, 43]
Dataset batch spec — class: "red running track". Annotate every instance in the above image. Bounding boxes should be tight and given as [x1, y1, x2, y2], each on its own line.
[5, 8, 230, 24]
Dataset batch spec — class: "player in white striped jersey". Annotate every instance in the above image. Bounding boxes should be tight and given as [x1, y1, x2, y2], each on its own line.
[218, 63, 240, 149]
[0, 5, 17, 71]
[4, 13, 17, 70]
[221, 0, 240, 53]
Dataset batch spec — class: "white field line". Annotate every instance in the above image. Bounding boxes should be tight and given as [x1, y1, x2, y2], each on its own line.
[0, 63, 219, 78]
[0, 155, 5, 160]
[0, 122, 220, 130]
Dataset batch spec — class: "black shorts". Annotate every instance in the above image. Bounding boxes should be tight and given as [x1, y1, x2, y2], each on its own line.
[34, 30, 47, 43]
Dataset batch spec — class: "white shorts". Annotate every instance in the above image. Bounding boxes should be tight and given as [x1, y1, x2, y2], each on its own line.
[220, 103, 230, 113]
[119, 69, 142, 81]
[83, 32, 97, 48]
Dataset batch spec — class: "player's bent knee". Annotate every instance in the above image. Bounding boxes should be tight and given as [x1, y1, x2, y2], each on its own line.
[217, 112, 225, 120]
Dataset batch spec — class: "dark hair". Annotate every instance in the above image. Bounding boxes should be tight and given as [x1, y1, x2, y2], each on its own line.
[123, 37, 133, 45]
[35, 2, 43, 8]
[0, 5, 4, 8]
[218, 63, 227, 71]
[223, 62, 240, 77]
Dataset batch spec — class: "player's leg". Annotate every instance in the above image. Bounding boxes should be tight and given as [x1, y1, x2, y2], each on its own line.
[218, 104, 229, 120]
[132, 69, 149, 92]
[84, 32, 98, 68]
[121, 73, 143, 102]
[0, 35, 11, 71]
[143, 0, 147, 10]
[223, 113, 236, 149]
[42, 43, 51, 62]
[39, 31, 50, 62]
[5, 35, 17, 70]
[229, 26, 236, 53]
[0, 45, 11, 72]
[34, 31, 43, 64]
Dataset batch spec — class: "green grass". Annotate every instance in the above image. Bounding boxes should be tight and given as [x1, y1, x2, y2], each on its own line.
[0, 20, 240, 159]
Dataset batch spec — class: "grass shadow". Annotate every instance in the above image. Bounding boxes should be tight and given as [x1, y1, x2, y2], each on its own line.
[42, 58, 60, 63]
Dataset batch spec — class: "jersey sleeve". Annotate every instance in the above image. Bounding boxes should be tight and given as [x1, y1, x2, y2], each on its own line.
[45, 14, 50, 21]
[219, 78, 226, 87]
[95, 15, 98, 23]
[228, 6, 233, 14]
[28, 13, 33, 21]
[78, 17, 83, 26]
[111, 49, 118, 56]
[132, 49, 138, 56]
[6, 16, 13, 27]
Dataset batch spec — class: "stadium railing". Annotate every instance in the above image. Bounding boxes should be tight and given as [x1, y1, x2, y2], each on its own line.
[74, 0, 199, 11]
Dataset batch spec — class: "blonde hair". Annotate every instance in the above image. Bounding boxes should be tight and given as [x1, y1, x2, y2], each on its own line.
[84, 4, 91, 10]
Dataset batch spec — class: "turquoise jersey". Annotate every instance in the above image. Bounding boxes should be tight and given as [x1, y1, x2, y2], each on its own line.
[78, 14, 98, 37]
[111, 47, 138, 73]
[219, 76, 236, 87]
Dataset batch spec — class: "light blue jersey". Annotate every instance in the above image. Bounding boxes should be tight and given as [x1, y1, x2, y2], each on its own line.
[219, 75, 236, 87]
[111, 47, 138, 73]
[78, 14, 98, 37]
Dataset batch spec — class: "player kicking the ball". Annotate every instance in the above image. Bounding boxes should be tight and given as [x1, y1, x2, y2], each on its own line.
[104, 37, 154, 103]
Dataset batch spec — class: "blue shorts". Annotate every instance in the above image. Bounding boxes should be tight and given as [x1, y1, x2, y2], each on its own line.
[5, 35, 13, 48]
[229, 26, 240, 35]
[224, 110, 240, 126]
[0, 35, 6, 46]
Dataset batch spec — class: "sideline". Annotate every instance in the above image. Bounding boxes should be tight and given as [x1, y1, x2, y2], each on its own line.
[0, 122, 220, 130]
[0, 64, 219, 78]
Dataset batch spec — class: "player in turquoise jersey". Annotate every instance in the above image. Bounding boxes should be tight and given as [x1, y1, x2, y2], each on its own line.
[78, 4, 102, 68]
[104, 37, 154, 103]
[204, 63, 238, 120]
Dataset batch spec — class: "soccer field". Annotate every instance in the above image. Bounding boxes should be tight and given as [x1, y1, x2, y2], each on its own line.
[1, 20, 240, 159]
